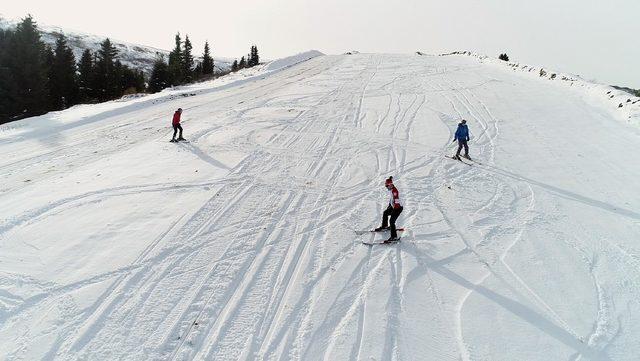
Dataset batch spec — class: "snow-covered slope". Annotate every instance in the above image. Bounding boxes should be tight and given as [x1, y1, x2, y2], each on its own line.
[1, 52, 639, 360]
[445, 51, 640, 126]
[0, 17, 233, 75]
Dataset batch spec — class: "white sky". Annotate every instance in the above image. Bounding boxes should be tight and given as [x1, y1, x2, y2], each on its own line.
[3, 0, 639, 88]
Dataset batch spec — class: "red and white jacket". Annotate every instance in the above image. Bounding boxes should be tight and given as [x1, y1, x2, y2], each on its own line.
[388, 186, 402, 209]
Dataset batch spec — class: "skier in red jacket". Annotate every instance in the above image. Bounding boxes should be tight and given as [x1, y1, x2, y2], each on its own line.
[375, 176, 403, 241]
[170, 108, 185, 142]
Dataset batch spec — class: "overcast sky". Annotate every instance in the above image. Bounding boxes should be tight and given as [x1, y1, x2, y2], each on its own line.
[3, 0, 639, 88]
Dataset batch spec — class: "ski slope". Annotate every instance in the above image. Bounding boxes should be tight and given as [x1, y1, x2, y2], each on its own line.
[1, 52, 639, 360]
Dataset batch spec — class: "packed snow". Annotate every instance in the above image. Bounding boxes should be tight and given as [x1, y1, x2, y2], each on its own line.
[1, 52, 639, 360]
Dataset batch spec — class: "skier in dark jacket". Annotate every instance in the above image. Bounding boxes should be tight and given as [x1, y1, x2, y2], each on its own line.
[170, 108, 185, 142]
[453, 119, 470, 160]
[374, 176, 403, 242]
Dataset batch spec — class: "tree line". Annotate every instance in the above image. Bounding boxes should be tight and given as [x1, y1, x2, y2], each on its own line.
[149, 35, 260, 93]
[231, 45, 260, 72]
[1, 15, 262, 124]
[0, 16, 145, 123]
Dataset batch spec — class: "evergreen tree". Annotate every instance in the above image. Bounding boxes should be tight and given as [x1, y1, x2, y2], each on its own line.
[49, 34, 78, 110]
[231, 59, 238, 72]
[168, 33, 183, 85]
[90, 52, 101, 99]
[0, 28, 13, 122]
[499, 53, 510, 62]
[239, 56, 246, 69]
[148, 56, 170, 93]
[7, 15, 49, 119]
[43, 45, 55, 109]
[119, 64, 145, 94]
[134, 69, 146, 92]
[77, 49, 95, 102]
[114, 59, 124, 94]
[255, 45, 260, 65]
[201, 41, 214, 75]
[182, 35, 194, 83]
[94, 38, 118, 101]
[193, 63, 203, 80]
[249, 45, 259, 67]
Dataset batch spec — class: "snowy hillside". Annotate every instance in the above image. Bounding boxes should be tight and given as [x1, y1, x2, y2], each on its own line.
[1, 51, 639, 360]
[0, 17, 233, 75]
[445, 51, 640, 126]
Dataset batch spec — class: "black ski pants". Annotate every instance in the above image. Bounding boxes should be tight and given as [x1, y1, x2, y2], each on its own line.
[172, 124, 183, 139]
[382, 205, 403, 238]
[456, 139, 469, 157]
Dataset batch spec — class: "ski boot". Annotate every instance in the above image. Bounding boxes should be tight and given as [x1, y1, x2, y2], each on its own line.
[374, 226, 389, 232]
[463, 154, 471, 160]
[170, 138, 178, 143]
[177, 137, 186, 141]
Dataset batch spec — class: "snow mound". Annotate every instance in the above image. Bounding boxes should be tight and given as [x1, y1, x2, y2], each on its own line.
[264, 50, 324, 72]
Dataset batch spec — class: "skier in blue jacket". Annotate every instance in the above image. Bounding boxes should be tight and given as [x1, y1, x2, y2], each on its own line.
[453, 119, 471, 160]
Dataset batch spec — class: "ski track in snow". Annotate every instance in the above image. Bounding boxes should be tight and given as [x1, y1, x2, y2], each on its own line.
[1, 53, 639, 360]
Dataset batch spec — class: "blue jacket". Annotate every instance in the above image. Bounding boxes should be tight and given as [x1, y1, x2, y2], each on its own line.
[454, 123, 469, 141]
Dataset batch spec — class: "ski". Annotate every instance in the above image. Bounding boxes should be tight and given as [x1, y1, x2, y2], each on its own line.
[363, 237, 401, 245]
[445, 155, 472, 166]
[355, 228, 405, 235]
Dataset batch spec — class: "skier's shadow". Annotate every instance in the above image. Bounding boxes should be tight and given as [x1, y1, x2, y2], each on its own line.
[480, 163, 640, 221]
[178, 142, 230, 170]
[402, 244, 611, 360]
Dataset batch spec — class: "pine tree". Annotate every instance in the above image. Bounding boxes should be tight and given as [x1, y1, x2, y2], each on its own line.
[7, 15, 50, 119]
[239, 56, 246, 69]
[77, 49, 94, 102]
[499, 53, 510, 62]
[182, 35, 194, 83]
[149, 56, 170, 93]
[249, 45, 259, 67]
[168, 33, 183, 85]
[231, 59, 238, 72]
[49, 34, 78, 110]
[43, 45, 56, 109]
[134, 70, 146, 92]
[0, 28, 13, 122]
[255, 45, 259, 65]
[94, 38, 118, 101]
[193, 63, 203, 80]
[118, 65, 145, 94]
[201, 41, 214, 75]
[90, 52, 101, 99]
[114, 59, 124, 95]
